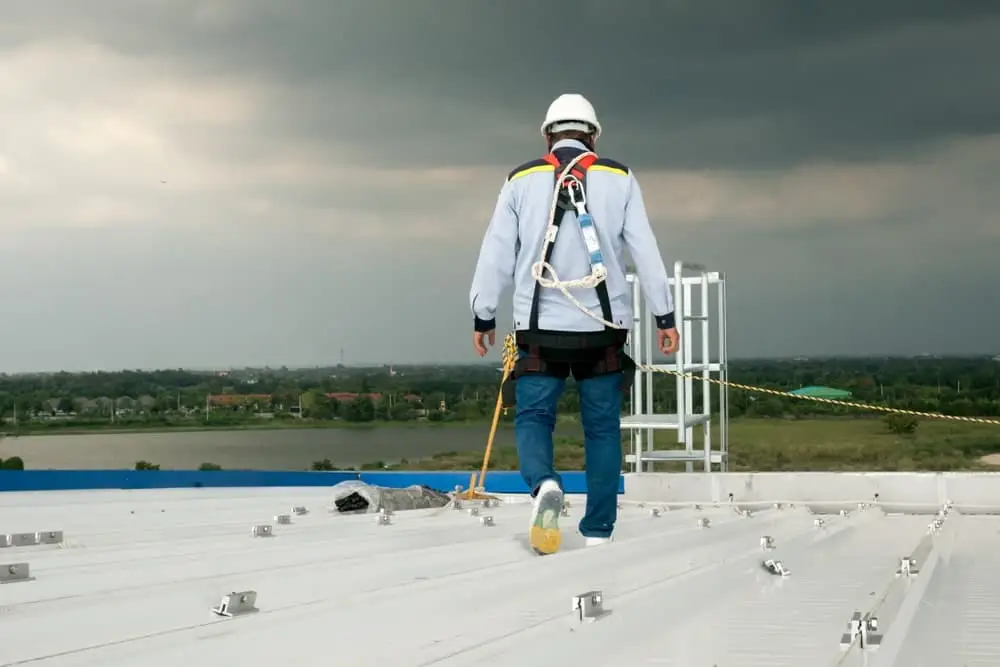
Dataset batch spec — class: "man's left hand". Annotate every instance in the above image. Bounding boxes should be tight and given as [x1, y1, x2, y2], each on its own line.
[658, 327, 680, 355]
[473, 329, 496, 357]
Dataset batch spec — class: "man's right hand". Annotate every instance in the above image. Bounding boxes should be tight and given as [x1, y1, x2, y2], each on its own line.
[473, 329, 496, 357]
[658, 327, 679, 355]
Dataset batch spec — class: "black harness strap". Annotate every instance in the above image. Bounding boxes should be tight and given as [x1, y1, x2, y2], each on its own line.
[527, 156, 615, 334]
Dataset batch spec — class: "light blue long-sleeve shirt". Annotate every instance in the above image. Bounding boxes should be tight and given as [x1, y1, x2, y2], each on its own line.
[469, 138, 674, 334]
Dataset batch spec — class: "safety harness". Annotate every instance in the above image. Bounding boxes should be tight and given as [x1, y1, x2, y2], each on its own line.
[502, 150, 635, 408]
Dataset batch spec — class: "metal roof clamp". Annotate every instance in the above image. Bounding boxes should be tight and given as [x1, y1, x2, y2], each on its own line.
[571, 590, 606, 623]
[896, 556, 919, 577]
[212, 590, 258, 618]
[7, 533, 39, 547]
[840, 612, 881, 650]
[250, 524, 272, 538]
[761, 558, 790, 577]
[760, 535, 775, 551]
[0, 562, 33, 584]
[38, 531, 64, 545]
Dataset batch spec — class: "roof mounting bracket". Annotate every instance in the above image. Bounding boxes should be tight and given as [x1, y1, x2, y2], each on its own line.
[572, 590, 605, 623]
[896, 556, 919, 577]
[212, 590, 258, 618]
[0, 562, 33, 584]
[840, 611, 881, 650]
[761, 558, 789, 576]
[251, 524, 272, 537]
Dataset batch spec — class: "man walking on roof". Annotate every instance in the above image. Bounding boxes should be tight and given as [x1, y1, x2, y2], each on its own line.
[469, 93, 679, 555]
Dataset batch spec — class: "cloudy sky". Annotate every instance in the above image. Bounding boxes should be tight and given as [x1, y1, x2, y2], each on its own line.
[1, 1, 997, 371]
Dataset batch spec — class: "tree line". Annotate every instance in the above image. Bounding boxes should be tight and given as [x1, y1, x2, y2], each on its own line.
[1, 356, 998, 429]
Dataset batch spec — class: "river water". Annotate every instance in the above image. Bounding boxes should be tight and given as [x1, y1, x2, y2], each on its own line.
[0, 424, 580, 470]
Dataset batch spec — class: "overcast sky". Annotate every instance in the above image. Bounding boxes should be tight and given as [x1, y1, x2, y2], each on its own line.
[1, 1, 997, 372]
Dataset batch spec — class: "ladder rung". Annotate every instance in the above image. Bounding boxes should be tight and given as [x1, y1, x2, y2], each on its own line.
[683, 315, 709, 321]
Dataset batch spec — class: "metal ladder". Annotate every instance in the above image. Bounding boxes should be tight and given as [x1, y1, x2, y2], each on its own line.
[622, 261, 729, 472]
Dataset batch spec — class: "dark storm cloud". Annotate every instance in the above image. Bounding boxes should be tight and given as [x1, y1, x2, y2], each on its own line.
[2, 1, 998, 370]
[8, 1, 1000, 170]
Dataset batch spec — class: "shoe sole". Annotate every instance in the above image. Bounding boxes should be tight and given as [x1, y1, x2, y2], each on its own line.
[529, 489, 563, 556]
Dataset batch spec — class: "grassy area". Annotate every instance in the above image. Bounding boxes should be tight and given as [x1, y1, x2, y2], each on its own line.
[722, 418, 1000, 471]
[391, 417, 1000, 472]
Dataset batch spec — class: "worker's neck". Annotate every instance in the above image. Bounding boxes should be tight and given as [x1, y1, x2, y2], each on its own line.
[550, 138, 589, 152]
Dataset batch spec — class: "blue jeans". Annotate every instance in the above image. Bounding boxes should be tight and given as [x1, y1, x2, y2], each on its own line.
[515, 372, 622, 539]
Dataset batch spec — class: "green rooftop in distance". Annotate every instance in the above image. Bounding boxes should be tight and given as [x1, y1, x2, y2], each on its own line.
[789, 385, 853, 399]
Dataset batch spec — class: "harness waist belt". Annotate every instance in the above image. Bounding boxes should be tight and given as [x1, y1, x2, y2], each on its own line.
[516, 329, 627, 350]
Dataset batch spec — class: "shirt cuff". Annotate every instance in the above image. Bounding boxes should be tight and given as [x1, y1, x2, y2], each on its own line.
[654, 312, 676, 330]
[474, 316, 496, 333]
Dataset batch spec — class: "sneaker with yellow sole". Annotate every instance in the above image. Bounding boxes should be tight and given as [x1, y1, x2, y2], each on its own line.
[528, 479, 564, 556]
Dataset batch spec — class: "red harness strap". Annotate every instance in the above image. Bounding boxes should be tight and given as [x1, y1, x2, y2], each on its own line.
[542, 152, 597, 187]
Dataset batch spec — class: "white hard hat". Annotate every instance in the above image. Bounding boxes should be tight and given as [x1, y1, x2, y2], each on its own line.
[540, 93, 602, 139]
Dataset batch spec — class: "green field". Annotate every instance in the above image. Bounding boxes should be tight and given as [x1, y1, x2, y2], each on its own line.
[394, 417, 1000, 472]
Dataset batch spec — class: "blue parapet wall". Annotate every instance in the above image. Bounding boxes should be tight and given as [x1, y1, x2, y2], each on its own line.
[358, 471, 623, 495]
[0, 470, 624, 495]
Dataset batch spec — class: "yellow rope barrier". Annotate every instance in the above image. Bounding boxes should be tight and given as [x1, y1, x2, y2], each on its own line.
[646, 366, 1000, 425]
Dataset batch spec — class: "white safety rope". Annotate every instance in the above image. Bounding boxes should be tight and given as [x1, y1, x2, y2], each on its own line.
[529, 151, 625, 330]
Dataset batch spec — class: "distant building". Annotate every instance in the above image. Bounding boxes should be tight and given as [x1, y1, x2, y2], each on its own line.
[207, 394, 272, 407]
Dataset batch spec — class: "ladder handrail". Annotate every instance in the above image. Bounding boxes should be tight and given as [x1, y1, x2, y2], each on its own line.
[672, 262, 711, 452]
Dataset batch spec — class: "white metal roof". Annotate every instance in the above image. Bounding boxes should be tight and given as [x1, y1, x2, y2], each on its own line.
[0, 486, 993, 666]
